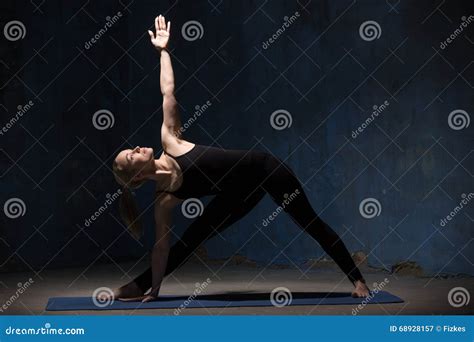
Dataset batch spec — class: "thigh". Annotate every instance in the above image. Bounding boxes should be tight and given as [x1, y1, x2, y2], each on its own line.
[178, 187, 266, 248]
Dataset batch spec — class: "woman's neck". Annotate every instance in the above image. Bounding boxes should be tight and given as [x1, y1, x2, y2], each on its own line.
[150, 155, 179, 191]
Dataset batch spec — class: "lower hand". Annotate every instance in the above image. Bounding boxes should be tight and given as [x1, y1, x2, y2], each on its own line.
[351, 279, 370, 298]
[116, 294, 157, 302]
[142, 294, 157, 303]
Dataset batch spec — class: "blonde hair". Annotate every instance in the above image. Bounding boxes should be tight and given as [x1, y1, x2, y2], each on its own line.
[112, 158, 147, 239]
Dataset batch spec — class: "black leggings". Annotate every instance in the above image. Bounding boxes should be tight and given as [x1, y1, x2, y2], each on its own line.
[133, 154, 363, 292]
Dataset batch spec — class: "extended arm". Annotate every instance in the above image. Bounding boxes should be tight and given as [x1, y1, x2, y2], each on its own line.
[159, 49, 181, 139]
[148, 15, 182, 145]
[143, 194, 178, 302]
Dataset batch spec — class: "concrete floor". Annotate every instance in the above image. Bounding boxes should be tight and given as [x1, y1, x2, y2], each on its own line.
[0, 258, 472, 315]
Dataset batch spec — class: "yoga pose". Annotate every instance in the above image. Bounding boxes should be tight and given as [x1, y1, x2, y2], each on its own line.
[107, 15, 370, 303]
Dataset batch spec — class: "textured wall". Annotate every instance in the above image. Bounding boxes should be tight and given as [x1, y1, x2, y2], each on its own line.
[1, 0, 472, 277]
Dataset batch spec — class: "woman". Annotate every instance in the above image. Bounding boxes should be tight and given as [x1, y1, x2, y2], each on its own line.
[108, 15, 370, 303]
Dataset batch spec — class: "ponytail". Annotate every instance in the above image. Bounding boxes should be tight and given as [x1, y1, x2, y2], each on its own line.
[113, 157, 146, 240]
[118, 186, 142, 240]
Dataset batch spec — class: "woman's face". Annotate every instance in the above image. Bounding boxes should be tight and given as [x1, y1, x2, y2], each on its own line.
[116, 146, 154, 173]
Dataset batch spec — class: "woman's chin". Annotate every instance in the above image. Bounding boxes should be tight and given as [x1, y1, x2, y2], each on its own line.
[147, 148, 154, 158]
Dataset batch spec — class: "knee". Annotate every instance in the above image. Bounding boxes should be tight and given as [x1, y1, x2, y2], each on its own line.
[262, 153, 292, 176]
[258, 152, 277, 167]
[249, 151, 275, 173]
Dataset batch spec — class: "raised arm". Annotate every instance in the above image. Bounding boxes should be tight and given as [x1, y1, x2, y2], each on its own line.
[159, 49, 181, 139]
[148, 15, 182, 146]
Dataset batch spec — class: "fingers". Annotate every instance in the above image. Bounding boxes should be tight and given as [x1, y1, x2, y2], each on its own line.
[155, 15, 163, 31]
[161, 15, 166, 30]
[117, 296, 145, 302]
[155, 16, 159, 32]
[97, 294, 112, 301]
[150, 15, 170, 41]
[142, 296, 156, 303]
[155, 14, 169, 31]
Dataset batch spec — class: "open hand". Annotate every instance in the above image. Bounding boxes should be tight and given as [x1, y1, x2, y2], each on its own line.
[148, 15, 170, 50]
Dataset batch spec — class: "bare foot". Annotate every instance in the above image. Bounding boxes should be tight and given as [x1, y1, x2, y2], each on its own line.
[351, 279, 370, 298]
[97, 281, 144, 301]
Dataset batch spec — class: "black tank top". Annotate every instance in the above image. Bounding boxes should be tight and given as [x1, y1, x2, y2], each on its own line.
[157, 144, 267, 199]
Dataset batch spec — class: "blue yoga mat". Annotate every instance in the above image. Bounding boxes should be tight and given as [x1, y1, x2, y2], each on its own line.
[46, 291, 403, 311]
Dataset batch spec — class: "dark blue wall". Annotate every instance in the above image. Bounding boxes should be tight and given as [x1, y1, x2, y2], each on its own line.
[1, 0, 472, 276]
